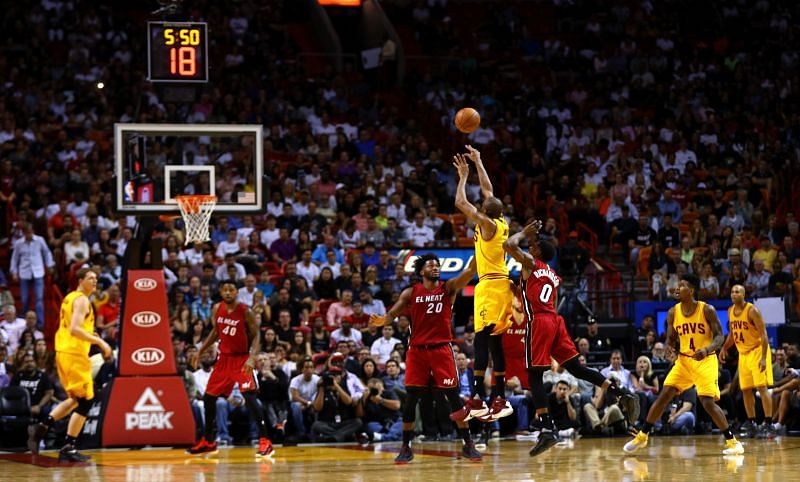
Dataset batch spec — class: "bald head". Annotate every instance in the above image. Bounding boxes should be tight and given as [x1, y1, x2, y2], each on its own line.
[482, 197, 503, 219]
[730, 284, 747, 305]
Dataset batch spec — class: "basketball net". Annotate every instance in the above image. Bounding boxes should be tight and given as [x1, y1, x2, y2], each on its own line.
[175, 195, 217, 245]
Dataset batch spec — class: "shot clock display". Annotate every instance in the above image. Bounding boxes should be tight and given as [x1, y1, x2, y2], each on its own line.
[147, 21, 208, 83]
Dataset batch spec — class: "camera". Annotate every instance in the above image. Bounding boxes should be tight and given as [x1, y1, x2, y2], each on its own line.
[322, 372, 335, 387]
[369, 387, 379, 397]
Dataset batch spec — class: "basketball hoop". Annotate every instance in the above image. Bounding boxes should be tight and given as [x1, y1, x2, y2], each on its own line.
[175, 195, 217, 245]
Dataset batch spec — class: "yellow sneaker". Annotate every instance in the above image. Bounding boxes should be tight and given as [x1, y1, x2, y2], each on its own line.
[723, 438, 744, 455]
[623, 431, 649, 453]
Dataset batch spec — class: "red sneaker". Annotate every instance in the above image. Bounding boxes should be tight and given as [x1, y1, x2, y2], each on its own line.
[257, 437, 274, 457]
[450, 398, 489, 423]
[187, 437, 218, 455]
[487, 396, 514, 420]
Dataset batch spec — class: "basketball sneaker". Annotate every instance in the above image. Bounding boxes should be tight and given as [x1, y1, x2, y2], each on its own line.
[529, 429, 558, 457]
[58, 444, 91, 463]
[27, 423, 48, 454]
[256, 437, 274, 457]
[623, 431, 649, 453]
[461, 441, 482, 462]
[449, 398, 488, 422]
[187, 437, 219, 456]
[738, 420, 756, 439]
[394, 445, 414, 464]
[723, 438, 744, 455]
[486, 396, 514, 420]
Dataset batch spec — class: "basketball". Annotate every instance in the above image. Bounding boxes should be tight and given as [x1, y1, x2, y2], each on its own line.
[455, 107, 481, 133]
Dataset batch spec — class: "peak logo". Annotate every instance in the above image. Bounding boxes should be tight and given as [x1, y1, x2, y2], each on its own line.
[132, 311, 162, 328]
[125, 387, 174, 430]
[131, 348, 165, 366]
[134, 278, 158, 291]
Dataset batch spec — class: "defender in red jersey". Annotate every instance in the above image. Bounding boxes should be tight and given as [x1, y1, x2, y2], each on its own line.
[187, 280, 274, 458]
[370, 254, 481, 464]
[504, 221, 639, 457]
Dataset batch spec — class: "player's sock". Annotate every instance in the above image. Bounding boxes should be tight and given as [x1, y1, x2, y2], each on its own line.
[457, 427, 472, 443]
[243, 391, 270, 439]
[402, 430, 413, 446]
[64, 435, 77, 446]
[723, 429, 734, 440]
[748, 417, 757, 424]
[494, 375, 506, 399]
[640, 422, 654, 435]
[764, 416, 772, 424]
[473, 372, 487, 399]
[202, 393, 218, 441]
[43, 415, 55, 429]
[539, 413, 556, 432]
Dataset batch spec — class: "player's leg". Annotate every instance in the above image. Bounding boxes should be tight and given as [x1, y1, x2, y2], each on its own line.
[559, 355, 639, 423]
[740, 388, 757, 438]
[441, 388, 481, 461]
[484, 333, 514, 420]
[472, 325, 491, 399]
[698, 396, 743, 454]
[57, 397, 94, 462]
[527, 366, 559, 457]
[242, 390, 274, 456]
[622, 385, 677, 452]
[756, 386, 774, 438]
[396, 386, 423, 463]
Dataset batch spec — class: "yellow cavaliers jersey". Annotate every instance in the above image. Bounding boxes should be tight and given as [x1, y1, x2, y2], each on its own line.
[474, 217, 509, 280]
[728, 302, 761, 352]
[673, 301, 713, 356]
[55, 290, 95, 356]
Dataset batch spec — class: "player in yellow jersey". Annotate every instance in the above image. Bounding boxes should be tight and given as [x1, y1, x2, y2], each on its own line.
[27, 268, 113, 462]
[451, 146, 514, 422]
[624, 273, 744, 455]
[720, 285, 774, 439]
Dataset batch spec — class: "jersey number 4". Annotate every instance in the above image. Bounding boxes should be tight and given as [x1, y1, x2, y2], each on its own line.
[426, 302, 443, 314]
[221, 325, 237, 336]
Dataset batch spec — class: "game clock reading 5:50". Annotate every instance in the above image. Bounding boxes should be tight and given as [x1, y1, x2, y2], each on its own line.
[147, 21, 208, 83]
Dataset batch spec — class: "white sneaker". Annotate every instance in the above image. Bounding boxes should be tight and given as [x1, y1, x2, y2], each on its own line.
[623, 431, 649, 453]
[723, 439, 744, 455]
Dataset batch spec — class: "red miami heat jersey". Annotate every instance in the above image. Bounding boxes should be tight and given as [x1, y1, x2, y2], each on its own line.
[408, 282, 453, 346]
[521, 259, 561, 318]
[215, 302, 249, 354]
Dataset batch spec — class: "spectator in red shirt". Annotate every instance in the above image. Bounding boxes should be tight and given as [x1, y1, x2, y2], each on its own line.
[47, 200, 78, 246]
[96, 284, 121, 341]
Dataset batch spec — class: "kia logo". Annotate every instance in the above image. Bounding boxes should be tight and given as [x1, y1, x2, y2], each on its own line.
[131, 348, 165, 366]
[132, 311, 161, 328]
[134, 278, 158, 291]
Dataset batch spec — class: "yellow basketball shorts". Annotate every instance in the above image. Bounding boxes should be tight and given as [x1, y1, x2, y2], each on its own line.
[738, 345, 773, 390]
[664, 353, 720, 400]
[474, 278, 513, 335]
[56, 352, 94, 400]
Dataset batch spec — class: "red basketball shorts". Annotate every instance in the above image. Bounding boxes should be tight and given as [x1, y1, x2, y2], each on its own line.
[525, 313, 578, 368]
[405, 344, 459, 389]
[205, 353, 258, 397]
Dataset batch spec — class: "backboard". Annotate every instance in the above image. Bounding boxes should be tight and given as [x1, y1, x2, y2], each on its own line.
[114, 123, 264, 215]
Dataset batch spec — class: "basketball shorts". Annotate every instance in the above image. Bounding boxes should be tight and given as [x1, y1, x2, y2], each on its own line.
[474, 278, 513, 335]
[664, 353, 720, 400]
[405, 344, 458, 389]
[525, 313, 579, 368]
[738, 345, 773, 390]
[205, 353, 258, 397]
[56, 352, 94, 400]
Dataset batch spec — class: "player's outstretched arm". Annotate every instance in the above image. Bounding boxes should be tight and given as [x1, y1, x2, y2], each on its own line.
[370, 286, 413, 327]
[464, 145, 493, 199]
[503, 220, 542, 273]
[749, 304, 771, 371]
[695, 303, 725, 361]
[453, 153, 496, 238]
[446, 256, 477, 297]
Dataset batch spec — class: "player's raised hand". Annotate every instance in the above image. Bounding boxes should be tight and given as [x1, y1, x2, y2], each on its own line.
[464, 145, 482, 164]
[369, 314, 387, 327]
[453, 154, 470, 179]
[522, 219, 543, 238]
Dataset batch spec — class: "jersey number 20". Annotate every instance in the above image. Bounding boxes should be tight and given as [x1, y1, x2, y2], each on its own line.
[426, 302, 443, 314]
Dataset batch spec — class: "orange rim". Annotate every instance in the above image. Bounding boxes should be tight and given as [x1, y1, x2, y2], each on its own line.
[175, 195, 217, 214]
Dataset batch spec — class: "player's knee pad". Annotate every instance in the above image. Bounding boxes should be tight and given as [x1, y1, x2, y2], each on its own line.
[75, 397, 93, 417]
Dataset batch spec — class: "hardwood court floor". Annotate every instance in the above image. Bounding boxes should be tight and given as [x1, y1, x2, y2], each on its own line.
[1, 435, 798, 481]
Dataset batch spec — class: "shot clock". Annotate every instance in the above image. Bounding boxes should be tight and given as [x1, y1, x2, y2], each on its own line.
[147, 21, 208, 83]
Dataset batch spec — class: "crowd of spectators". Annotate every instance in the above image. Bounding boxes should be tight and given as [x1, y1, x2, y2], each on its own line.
[0, 0, 799, 446]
